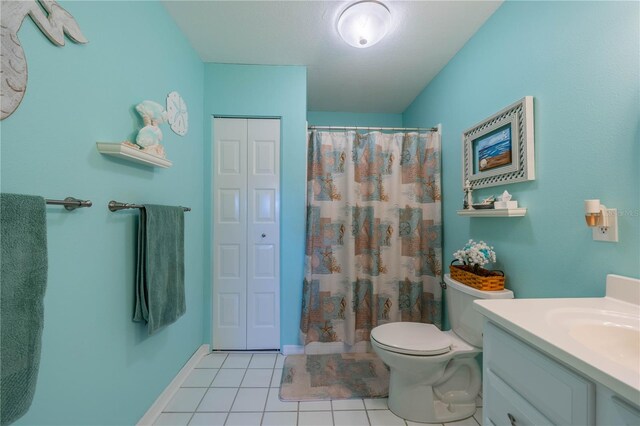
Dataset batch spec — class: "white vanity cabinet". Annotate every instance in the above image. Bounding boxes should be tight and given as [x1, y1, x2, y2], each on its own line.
[475, 275, 640, 426]
[483, 321, 640, 426]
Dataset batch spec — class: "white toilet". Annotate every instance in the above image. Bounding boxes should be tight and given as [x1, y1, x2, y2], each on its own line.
[371, 274, 514, 424]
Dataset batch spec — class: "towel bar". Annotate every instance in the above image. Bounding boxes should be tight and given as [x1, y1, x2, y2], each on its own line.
[45, 197, 92, 211]
[108, 200, 191, 212]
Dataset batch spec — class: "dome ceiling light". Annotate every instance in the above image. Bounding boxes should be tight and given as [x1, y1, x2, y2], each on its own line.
[337, 1, 391, 49]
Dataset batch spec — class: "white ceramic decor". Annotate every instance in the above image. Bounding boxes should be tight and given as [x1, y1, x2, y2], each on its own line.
[166, 91, 188, 136]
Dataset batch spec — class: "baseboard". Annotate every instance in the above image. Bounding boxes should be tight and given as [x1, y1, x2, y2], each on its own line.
[137, 344, 210, 425]
[281, 345, 304, 355]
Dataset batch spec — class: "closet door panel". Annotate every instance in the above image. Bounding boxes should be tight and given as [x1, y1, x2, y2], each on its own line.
[213, 118, 248, 350]
[247, 119, 280, 349]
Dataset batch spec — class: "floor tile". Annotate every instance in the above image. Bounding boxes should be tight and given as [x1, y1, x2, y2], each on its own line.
[196, 353, 227, 369]
[241, 368, 273, 387]
[298, 410, 334, 426]
[445, 415, 479, 426]
[182, 369, 218, 387]
[248, 353, 277, 368]
[262, 411, 298, 426]
[368, 409, 406, 426]
[154, 351, 485, 426]
[363, 398, 388, 410]
[154, 412, 192, 426]
[196, 387, 237, 412]
[222, 353, 252, 368]
[211, 368, 245, 387]
[165, 388, 207, 412]
[265, 387, 298, 412]
[188, 412, 227, 426]
[225, 412, 262, 426]
[270, 368, 283, 387]
[473, 407, 483, 425]
[231, 388, 269, 412]
[333, 410, 370, 426]
[332, 399, 365, 410]
[298, 400, 332, 411]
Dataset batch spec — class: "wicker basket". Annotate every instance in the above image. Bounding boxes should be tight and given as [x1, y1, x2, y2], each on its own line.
[449, 262, 505, 291]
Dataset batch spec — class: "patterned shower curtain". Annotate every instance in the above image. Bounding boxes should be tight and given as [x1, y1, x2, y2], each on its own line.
[300, 129, 442, 352]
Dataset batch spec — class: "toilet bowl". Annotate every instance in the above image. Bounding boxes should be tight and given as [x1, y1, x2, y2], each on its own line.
[371, 274, 514, 424]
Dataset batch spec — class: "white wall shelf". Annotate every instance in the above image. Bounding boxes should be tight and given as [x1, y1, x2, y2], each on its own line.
[457, 208, 527, 217]
[96, 142, 172, 168]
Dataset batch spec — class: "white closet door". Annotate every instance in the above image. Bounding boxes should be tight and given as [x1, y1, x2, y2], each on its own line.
[247, 119, 280, 349]
[213, 118, 248, 350]
[212, 117, 280, 350]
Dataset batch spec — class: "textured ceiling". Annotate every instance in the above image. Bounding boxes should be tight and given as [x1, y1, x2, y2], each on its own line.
[163, 1, 502, 113]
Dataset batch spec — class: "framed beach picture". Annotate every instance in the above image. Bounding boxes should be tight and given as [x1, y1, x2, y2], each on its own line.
[462, 96, 535, 189]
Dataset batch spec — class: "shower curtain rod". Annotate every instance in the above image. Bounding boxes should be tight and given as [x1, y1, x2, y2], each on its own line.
[308, 125, 438, 132]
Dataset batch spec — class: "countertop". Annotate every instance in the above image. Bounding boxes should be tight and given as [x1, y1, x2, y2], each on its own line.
[474, 275, 640, 406]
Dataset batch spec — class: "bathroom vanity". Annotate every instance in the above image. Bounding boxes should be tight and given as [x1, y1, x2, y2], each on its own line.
[474, 274, 640, 426]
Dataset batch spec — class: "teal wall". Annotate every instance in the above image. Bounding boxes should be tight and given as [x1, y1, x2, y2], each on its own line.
[0, 2, 205, 424]
[203, 64, 307, 348]
[307, 111, 403, 127]
[403, 1, 640, 301]
[2, 2, 638, 423]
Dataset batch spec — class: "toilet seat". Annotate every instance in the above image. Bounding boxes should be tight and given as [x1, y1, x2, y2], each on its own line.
[371, 322, 451, 356]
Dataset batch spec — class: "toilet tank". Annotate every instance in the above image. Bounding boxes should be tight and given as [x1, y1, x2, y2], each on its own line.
[444, 274, 513, 347]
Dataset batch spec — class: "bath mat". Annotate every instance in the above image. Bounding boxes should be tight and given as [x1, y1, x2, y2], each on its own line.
[279, 353, 389, 401]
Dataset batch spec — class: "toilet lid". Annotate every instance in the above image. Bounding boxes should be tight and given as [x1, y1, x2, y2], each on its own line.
[371, 322, 451, 356]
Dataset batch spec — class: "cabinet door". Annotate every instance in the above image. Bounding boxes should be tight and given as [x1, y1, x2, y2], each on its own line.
[485, 368, 553, 426]
[596, 385, 640, 426]
[484, 322, 595, 425]
[610, 396, 640, 425]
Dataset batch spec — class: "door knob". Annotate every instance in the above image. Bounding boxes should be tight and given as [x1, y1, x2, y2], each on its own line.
[261, 233, 266, 238]
[507, 413, 517, 426]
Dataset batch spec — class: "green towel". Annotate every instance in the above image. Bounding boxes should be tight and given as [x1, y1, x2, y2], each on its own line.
[1, 194, 48, 426]
[133, 204, 185, 335]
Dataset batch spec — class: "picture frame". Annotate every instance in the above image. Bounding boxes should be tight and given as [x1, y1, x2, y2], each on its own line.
[462, 96, 535, 189]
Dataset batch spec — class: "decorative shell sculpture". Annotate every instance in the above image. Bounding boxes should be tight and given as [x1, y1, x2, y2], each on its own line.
[1, 0, 87, 120]
[135, 100, 168, 158]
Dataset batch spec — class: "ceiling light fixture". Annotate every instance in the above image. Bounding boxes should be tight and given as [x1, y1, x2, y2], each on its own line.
[337, 1, 391, 49]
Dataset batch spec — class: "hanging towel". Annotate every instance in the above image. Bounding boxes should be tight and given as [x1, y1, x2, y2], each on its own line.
[133, 204, 185, 335]
[0, 194, 48, 426]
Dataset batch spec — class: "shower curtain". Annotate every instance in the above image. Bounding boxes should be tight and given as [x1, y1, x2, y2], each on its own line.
[300, 129, 442, 353]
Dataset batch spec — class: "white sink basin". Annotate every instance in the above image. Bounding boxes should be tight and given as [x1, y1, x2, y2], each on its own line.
[474, 274, 640, 404]
[546, 307, 640, 373]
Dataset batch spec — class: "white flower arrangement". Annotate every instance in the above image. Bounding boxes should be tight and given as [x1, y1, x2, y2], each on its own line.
[453, 239, 496, 269]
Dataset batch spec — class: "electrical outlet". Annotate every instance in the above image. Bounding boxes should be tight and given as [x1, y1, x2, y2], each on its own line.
[593, 208, 618, 242]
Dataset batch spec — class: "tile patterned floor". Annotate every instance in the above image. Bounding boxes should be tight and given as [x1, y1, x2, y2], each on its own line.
[154, 352, 483, 426]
